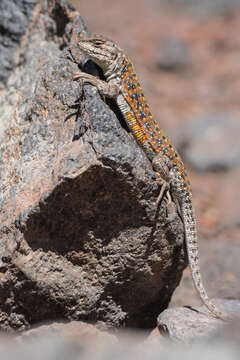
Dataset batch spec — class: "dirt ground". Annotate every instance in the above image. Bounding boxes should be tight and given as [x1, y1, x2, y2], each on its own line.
[70, 0, 240, 309]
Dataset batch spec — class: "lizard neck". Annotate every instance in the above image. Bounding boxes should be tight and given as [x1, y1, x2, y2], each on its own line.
[103, 52, 126, 81]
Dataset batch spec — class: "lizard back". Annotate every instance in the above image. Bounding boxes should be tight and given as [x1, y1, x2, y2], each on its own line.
[118, 56, 191, 196]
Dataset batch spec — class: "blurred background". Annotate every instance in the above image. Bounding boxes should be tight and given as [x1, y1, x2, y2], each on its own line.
[70, 0, 240, 309]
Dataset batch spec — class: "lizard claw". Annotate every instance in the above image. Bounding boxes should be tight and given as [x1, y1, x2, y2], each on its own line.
[72, 71, 82, 80]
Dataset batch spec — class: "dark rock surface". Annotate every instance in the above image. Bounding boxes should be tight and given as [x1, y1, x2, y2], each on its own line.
[0, 0, 37, 86]
[0, 0, 187, 331]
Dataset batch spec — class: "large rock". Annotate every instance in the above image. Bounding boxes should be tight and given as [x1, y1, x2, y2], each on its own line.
[0, 0, 187, 331]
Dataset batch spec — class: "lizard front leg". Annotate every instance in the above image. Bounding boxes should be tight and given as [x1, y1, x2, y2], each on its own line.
[73, 71, 120, 98]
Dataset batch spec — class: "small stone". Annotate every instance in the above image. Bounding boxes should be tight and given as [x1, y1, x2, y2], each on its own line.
[157, 299, 240, 343]
[183, 113, 240, 172]
[156, 37, 192, 73]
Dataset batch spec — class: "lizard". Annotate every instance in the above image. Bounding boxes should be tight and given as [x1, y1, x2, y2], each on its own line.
[71, 34, 224, 320]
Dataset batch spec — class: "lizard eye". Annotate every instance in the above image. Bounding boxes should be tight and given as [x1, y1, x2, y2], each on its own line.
[93, 40, 103, 47]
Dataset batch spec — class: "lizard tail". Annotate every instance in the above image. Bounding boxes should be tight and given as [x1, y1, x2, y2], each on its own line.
[182, 201, 224, 320]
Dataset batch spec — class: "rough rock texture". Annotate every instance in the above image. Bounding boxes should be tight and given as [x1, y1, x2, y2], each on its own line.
[0, 0, 187, 332]
[0, 0, 37, 86]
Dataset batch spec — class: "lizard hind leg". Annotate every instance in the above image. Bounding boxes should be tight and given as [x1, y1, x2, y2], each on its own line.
[152, 153, 171, 206]
[155, 178, 171, 206]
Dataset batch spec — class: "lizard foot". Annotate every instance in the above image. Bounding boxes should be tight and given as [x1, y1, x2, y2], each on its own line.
[155, 177, 171, 206]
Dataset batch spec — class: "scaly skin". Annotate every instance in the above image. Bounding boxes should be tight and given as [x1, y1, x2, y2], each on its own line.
[72, 34, 224, 320]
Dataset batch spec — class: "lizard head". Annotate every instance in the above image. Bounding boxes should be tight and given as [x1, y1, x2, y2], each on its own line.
[76, 34, 123, 72]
